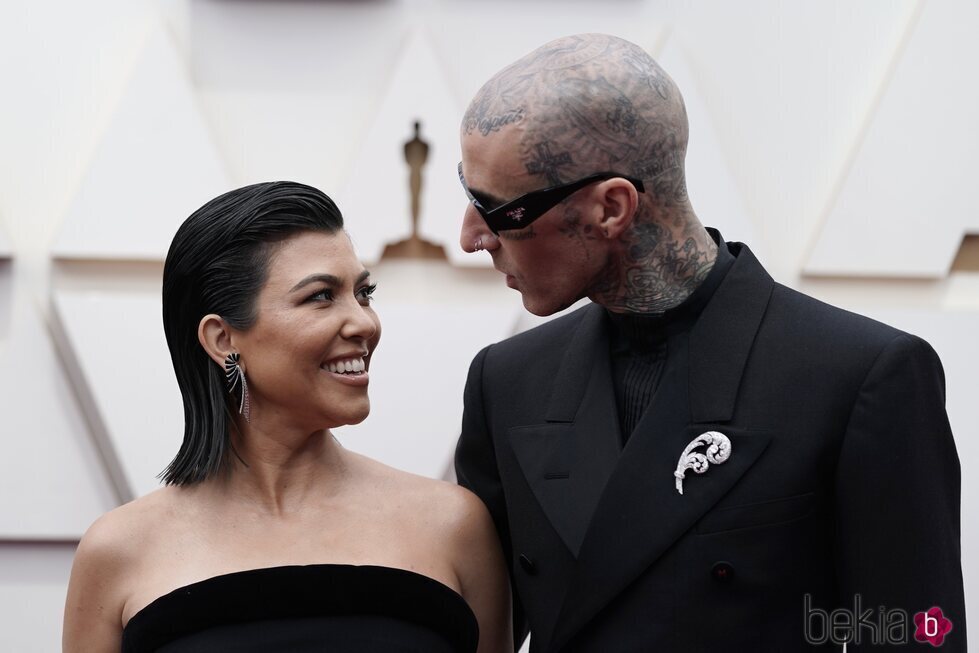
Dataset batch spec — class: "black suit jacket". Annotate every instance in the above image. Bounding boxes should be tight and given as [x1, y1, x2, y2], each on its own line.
[455, 239, 965, 652]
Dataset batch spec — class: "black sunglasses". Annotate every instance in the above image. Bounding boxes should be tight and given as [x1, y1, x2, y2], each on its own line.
[458, 162, 645, 235]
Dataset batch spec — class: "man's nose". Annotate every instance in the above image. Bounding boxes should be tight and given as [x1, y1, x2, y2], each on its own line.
[459, 203, 499, 253]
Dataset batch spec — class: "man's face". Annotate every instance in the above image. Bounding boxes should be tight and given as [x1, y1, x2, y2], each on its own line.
[459, 129, 609, 316]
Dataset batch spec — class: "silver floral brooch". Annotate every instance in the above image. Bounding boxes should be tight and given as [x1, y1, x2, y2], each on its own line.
[674, 431, 732, 495]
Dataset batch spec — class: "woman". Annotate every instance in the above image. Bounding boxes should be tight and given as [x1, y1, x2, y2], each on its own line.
[63, 182, 513, 652]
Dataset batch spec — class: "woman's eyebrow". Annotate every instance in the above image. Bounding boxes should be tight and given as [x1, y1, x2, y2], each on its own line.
[290, 273, 340, 292]
[290, 269, 371, 292]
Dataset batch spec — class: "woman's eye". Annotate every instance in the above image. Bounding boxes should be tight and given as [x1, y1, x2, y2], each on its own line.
[307, 289, 334, 302]
[357, 283, 378, 303]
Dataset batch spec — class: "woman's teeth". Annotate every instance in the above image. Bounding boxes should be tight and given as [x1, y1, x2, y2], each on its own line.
[324, 357, 366, 374]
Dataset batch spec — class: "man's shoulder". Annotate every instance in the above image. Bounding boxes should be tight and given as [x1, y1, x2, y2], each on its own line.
[727, 240, 912, 349]
[485, 302, 596, 359]
[764, 282, 931, 370]
[771, 283, 901, 338]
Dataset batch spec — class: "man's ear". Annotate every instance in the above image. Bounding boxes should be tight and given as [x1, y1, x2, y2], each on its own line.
[198, 314, 235, 367]
[594, 178, 640, 239]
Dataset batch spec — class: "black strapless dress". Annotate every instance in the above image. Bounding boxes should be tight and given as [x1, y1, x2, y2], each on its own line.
[121, 565, 478, 652]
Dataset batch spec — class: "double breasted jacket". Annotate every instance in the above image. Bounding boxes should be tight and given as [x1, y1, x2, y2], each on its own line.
[456, 237, 965, 652]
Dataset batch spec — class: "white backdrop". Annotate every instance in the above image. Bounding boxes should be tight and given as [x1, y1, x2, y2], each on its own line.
[1, 1, 977, 650]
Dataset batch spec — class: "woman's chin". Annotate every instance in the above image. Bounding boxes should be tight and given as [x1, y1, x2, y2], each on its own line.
[327, 401, 371, 428]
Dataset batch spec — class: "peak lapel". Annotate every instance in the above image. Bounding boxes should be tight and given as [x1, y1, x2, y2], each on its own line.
[546, 243, 776, 652]
[689, 242, 774, 423]
[508, 304, 622, 557]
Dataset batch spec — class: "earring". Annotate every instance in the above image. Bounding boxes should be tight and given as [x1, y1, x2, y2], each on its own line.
[224, 352, 250, 422]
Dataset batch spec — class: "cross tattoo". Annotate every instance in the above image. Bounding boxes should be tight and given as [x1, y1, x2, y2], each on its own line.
[526, 141, 573, 185]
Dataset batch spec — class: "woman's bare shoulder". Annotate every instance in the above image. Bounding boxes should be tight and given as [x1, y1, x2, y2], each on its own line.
[64, 487, 186, 649]
[349, 452, 493, 541]
[74, 486, 184, 568]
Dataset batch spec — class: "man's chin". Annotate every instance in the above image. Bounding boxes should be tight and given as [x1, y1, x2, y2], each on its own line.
[521, 293, 568, 318]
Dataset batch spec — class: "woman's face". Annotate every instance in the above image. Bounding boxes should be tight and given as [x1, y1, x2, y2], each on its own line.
[234, 230, 380, 431]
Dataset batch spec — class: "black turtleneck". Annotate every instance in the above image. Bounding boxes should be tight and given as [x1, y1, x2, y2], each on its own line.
[606, 236, 735, 444]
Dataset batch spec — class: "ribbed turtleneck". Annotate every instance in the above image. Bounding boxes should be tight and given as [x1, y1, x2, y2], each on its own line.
[607, 235, 735, 444]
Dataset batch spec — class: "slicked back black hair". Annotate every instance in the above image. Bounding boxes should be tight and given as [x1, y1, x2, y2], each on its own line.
[161, 181, 343, 485]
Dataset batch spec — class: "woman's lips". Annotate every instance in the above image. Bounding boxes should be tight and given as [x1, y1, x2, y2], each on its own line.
[320, 365, 369, 387]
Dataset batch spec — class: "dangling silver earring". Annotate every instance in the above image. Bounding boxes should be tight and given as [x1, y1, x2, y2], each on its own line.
[224, 352, 250, 422]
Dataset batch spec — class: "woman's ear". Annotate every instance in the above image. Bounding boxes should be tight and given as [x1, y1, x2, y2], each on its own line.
[596, 178, 640, 239]
[198, 314, 235, 366]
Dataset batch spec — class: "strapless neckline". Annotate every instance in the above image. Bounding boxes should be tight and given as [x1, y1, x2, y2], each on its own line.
[121, 564, 478, 652]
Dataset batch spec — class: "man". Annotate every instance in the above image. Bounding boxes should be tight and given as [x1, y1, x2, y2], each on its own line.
[454, 33, 965, 652]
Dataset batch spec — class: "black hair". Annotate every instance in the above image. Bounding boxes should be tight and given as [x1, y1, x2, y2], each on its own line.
[160, 181, 344, 485]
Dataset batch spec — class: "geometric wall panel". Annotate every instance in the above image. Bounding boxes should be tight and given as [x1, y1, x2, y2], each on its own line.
[0, 275, 117, 539]
[951, 234, 979, 272]
[50, 289, 179, 500]
[658, 38, 763, 259]
[805, 1, 979, 277]
[51, 23, 231, 260]
[0, 543, 78, 653]
[340, 28, 473, 267]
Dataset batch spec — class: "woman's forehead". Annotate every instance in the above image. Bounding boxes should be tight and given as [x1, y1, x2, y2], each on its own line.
[265, 231, 362, 286]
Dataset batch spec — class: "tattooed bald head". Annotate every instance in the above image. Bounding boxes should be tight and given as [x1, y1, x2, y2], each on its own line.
[460, 34, 717, 316]
[462, 33, 689, 208]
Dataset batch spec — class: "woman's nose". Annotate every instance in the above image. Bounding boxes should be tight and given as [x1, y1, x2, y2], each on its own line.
[341, 301, 379, 342]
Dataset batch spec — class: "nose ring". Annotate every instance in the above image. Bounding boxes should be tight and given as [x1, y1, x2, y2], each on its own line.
[473, 238, 483, 252]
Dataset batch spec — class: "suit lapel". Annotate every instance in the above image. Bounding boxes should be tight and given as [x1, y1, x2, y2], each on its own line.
[689, 242, 774, 423]
[546, 242, 777, 652]
[508, 304, 622, 557]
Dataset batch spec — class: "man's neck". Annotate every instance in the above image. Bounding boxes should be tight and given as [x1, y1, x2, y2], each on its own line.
[592, 217, 718, 314]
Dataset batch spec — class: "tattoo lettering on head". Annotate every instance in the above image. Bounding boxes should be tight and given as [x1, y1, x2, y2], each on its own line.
[499, 225, 538, 241]
[462, 95, 490, 137]
[474, 107, 525, 137]
[463, 71, 535, 137]
[525, 141, 574, 185]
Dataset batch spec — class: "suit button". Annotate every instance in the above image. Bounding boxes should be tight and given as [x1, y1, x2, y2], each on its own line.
[519, 554, 537, 576]
[711, 561, 734, 583]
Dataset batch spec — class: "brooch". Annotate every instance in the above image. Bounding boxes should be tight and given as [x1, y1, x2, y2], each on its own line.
[674, 431, 731, 495]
